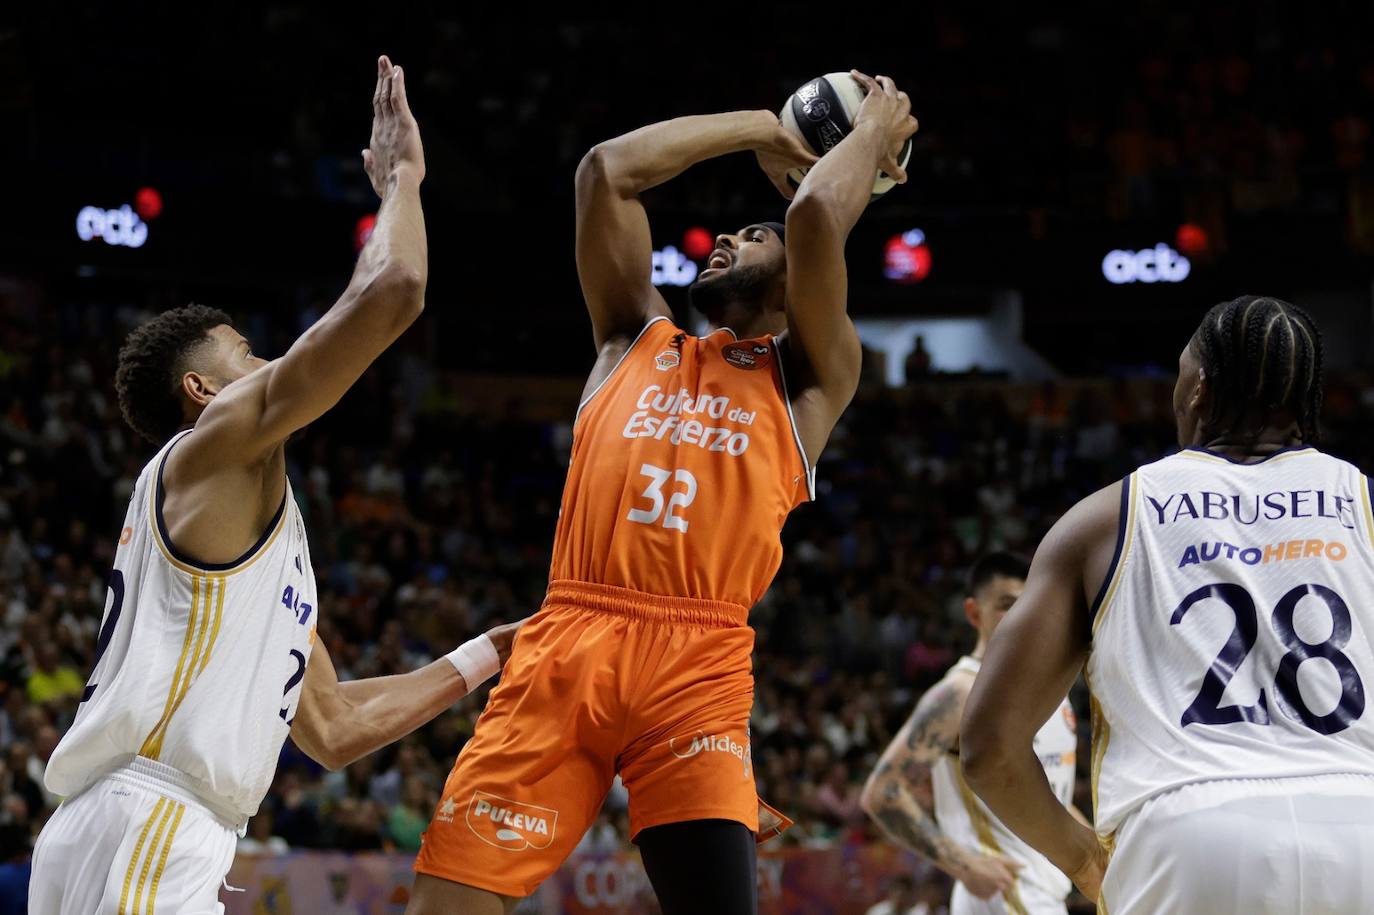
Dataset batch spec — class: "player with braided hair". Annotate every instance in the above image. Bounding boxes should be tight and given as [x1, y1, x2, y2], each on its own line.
[960, 296, 1374, 914]
[1189, 295, 1324, 446]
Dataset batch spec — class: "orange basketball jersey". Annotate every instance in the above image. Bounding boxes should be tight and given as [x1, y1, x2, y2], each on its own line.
[551, 317, 813, 609]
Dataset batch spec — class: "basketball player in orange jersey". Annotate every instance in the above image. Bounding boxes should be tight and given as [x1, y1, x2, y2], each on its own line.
[407, 72, 919, 914]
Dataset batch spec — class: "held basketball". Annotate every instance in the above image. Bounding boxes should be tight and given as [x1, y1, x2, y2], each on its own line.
[780, 71, 913, 199]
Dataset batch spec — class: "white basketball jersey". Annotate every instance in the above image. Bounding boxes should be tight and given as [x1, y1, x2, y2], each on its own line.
[932, 656, 1078, 902]
[46, 429, 318, 823]
[1087, 446, 1374, 834]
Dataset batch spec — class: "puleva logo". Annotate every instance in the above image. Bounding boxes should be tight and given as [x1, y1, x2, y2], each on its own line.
[465, 791, 558, 852]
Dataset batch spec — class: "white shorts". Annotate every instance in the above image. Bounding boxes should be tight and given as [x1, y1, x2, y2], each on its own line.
[951, 878, 1067, 915]
[1101, 773, 1374, 915]
[30, 762, 240, 915]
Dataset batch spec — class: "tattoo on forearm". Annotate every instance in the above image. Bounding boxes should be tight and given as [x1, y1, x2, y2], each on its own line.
[866, 680, 971, 872]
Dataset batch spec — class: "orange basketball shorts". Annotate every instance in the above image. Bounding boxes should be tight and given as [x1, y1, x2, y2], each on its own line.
[412, 580, 789, 898]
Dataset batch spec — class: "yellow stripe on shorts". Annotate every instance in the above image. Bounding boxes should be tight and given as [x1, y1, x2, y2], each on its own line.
[145, 801, 186, 914]
[118, 797, 166, 915]
[130, 800, 179, 915]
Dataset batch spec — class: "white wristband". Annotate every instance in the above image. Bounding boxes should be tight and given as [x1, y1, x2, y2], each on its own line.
[445, 634, 501, 691]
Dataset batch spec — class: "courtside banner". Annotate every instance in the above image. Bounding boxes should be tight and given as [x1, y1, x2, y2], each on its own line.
[224, 845, 939, 914]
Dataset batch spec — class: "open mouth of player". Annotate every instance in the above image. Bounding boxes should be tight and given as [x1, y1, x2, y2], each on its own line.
[698, 249, 733, 278]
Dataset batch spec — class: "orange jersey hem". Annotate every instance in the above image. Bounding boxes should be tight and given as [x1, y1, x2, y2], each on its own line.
[543, 579, 748, 627]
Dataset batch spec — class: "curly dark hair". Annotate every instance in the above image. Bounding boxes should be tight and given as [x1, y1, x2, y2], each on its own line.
[115, 304, 233, 443]
[1191, 295, 1324, 445]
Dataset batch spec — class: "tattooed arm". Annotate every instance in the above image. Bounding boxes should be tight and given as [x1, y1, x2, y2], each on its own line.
[860, 675, 1021, 900]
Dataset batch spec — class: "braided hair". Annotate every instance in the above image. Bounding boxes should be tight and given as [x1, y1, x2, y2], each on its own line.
[1189, 295, 1324, 446]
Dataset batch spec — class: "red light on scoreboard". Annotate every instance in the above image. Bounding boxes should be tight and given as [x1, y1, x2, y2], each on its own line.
[683, 226, 714, 260]
[884, 230, 932, 284]
[134, 187, 163, 220]
[1175, 223, 1209, 258]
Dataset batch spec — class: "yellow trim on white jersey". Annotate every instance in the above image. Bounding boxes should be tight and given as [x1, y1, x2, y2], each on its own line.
[1093, 474, 1139, 637]
[955, 767, 1030, 915]
[143, 450, 290, 578]
[140, 577, 227, 760]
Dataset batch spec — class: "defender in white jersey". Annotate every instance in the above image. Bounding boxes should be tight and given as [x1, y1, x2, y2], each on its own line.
[31, 57, 521, 915]
[862, 553, 1084, 915]
[962, 297, 1374, 915]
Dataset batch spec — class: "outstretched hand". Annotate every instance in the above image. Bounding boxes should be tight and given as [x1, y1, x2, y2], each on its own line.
[362, 55, 426, 197]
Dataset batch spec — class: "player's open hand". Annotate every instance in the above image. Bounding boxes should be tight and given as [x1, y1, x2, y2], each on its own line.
[485, 617, 528, 665]
[954, 849, 1023, 900]
[850, 71, 918, 184]
[362, 55, 425, 197]
[755, 117, 820, 200]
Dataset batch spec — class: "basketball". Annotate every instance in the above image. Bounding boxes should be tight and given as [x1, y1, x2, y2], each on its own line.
[779, 71, 914, 200]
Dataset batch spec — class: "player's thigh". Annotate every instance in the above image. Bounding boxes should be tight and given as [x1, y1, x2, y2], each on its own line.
[620, 626, 757, 837]
[1103, 787, 1293, 915]
[29, 786, 129, 915]
[1290, 784, 1374, 911]
[413, 610, 623, 897]
[29, 781, 234, 915]
[636, 819, 757, 915]
[405, 874, 520, 915]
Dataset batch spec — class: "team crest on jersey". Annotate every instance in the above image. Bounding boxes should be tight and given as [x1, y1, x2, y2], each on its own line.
[465, 791, 558, 852]
[655, 350, 681, 372]
[723, 342, 771, 371]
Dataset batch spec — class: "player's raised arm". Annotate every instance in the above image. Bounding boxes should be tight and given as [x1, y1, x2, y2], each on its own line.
[860, 678, 1022, 900]
[575, 111, 816, 348]
[190, 55, 428, 463]
[291, 619, 523, 771]
[960, 483, 1121, 901]
[779, 73, 917, 437]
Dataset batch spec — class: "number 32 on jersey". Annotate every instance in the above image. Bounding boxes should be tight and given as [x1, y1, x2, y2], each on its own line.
[627, 463, 698, 533]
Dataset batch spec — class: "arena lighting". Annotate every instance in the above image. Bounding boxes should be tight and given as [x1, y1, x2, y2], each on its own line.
[651, 246, 698, 287]
[1102, 243, 1191, 285]
[76, 204, 149, 249]
[884, 228, 932, 283]
[134, 187, 163, 220]
[682, 226, 714, 260]
[1175, 222, 1209, 257]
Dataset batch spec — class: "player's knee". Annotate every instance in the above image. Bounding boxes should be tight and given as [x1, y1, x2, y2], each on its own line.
[405, 874, 516, 915]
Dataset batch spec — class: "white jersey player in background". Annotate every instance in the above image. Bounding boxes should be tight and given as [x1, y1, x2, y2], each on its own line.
[30, 56, 520, 915]
[861, 552, 1084, 915]
[962, 296, 1374, 914]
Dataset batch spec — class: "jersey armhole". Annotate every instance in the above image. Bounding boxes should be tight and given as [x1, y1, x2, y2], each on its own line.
[771, 335, 817, 501]
[150, 430, 289, 576]
[1089, 472, 1137, 639]
[575, 315, 673, 425]
[1360, 476, 1374, 547]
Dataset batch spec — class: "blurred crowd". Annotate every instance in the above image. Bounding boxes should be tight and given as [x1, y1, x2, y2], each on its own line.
[5, 296, 1374, 876]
